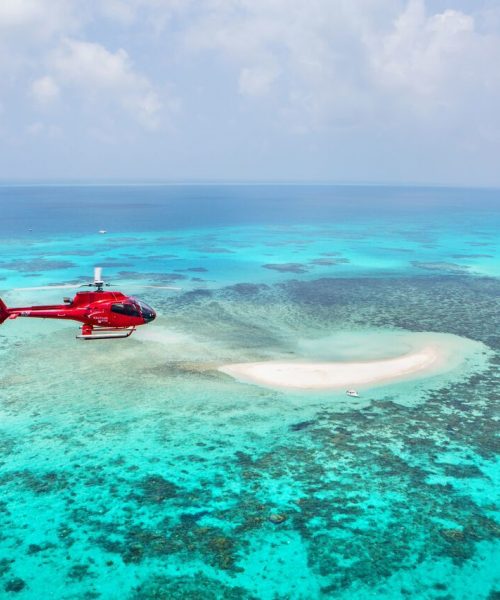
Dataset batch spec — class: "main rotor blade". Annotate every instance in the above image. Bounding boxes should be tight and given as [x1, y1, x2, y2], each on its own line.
[13, 284, 84, 291]
[120, 284, 182, 290]
[116, 281, 182, 290]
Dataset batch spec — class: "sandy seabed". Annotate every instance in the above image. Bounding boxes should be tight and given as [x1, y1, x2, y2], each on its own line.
[218, 331, 485, 391]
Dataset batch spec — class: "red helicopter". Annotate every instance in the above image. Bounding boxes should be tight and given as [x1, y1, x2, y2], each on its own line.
[0, 267, 176, 340]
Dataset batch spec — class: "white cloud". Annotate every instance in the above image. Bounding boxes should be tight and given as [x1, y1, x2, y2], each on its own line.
[26, 121, 44, 136]
[180, 0, 397, 128]
[1, 0, 500, 182]
[0, 0, 77, 42]
[370, 1, 475, 97]
[0, 0, 80, 85]
[238, 65, 278, 96]
[31, 76, 60, 105]
[173, 0, 500, 140]
[26, 121, 62, 138]
[96, 0, 193, 33]
[98, 0, 137, 25]
[0, 2, 169, 131]
[50, 38, 164, 129]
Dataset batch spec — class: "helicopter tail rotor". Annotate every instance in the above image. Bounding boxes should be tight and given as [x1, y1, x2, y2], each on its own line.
[0, 298, 9, 324]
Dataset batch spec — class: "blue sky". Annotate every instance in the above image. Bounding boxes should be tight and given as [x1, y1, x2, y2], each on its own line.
[1, 0, 500, 185]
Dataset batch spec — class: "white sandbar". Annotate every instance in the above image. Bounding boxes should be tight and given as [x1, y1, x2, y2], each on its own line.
[218, 332, 486, 391]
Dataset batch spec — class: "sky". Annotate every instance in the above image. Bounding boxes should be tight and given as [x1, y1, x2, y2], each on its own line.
[1, 0, 500, 185]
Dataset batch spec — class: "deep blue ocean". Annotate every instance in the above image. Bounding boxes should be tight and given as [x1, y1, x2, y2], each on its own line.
[1, 184, 499, 236]
[0, 185, 498, 599]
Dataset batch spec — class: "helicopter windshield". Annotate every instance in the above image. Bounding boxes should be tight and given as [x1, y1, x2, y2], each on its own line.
[129, 297, 156, 322]
[137, 299, 154, 312]
[110, 302, 142, 318]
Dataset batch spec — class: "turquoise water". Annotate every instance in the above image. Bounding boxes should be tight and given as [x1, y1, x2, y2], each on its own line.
[0, 185, 499, 598]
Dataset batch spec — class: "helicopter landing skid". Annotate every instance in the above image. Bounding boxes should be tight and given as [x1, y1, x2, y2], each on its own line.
[76, 326, 136, 340]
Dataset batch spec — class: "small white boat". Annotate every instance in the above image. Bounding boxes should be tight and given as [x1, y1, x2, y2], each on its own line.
[346, 389, 359, 397]
[99, 229, 107, 234]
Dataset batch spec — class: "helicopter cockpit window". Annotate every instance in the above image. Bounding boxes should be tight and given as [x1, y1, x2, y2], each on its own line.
[129, 297, 155, 315]
[137, 300, 154, 314]
[111, 303, 141, 317]
[127, 297, 155, 322]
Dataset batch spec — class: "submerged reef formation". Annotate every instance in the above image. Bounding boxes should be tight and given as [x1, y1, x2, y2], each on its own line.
[0, 275, 498, 598]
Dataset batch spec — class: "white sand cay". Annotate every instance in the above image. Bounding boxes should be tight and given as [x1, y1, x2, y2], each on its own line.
[218, 332, 488, 392]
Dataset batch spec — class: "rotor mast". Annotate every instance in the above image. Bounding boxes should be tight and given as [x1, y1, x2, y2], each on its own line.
[81, 267, 108, 292]
[93, 267, 105, 292]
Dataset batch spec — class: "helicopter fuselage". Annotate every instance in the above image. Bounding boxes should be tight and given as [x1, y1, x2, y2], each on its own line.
[1, 291, 156, 338]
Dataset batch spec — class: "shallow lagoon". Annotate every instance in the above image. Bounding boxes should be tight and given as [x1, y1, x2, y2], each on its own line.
[0, 185, 499, 599]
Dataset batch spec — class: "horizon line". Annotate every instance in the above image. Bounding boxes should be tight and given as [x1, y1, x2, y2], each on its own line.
[0, 178, 499, 190]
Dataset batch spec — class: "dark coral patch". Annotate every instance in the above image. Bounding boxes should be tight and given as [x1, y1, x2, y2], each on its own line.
[149, 254, 179, 260]
[1, 470, 70, 495]
[0, 559, 13, 577]
[196, 247, 235, 254]
[179, 289, 213, 302]
[265, 239, 313, 247]
[225, 283, 270, 296]
[98, 262, 133, 268]
[135, 475, 179, 504]
[411, 261, 469, 273]
[441, 463, 485, 478]
[0, 259, 76, 272]
[4, 578, 25, 593]
[131, 573, 249, 600]
[290, 420, 315, 431]
[377, 247, 414, 253]
[67, 563, 94, 581]
[103, 237, 142, 244]
[451, 254, 493, 259]
[310, 258, 350, 266]
[262, 262, 309, 273]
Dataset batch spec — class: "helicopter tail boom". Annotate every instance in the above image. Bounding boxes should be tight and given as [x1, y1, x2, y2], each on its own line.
[0, 298, 9, 324]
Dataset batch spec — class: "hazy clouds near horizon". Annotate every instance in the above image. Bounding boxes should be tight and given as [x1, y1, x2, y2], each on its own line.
[1, 0, 499, 186]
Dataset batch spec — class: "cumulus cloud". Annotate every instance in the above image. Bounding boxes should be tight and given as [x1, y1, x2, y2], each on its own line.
[26, 121, 62, 138]
[0, 2, 168, 131]
[97, 0, 137, 25]
[1, 0, 500, 182]
[238, 65, 279, 96]
[4, 0, 499, 134]
[0, 0, 76, 77]
[49, 38, 163, 129]
[371, 2, 474, 95]
[31, 76, 60, 105]
[0, 0, 78, 47]
[96, 0, 193, 33]
[178, 1, 378, 129]
[180, 0, 500, 132]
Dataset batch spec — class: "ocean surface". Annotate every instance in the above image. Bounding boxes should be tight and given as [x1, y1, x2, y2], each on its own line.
[0, 184, 498, 599]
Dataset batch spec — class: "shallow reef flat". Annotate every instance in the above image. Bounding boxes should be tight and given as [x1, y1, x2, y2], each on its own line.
[0, 272, 499, 599]
[218, 331, 488, 391]
[0, 185, 499, 599]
